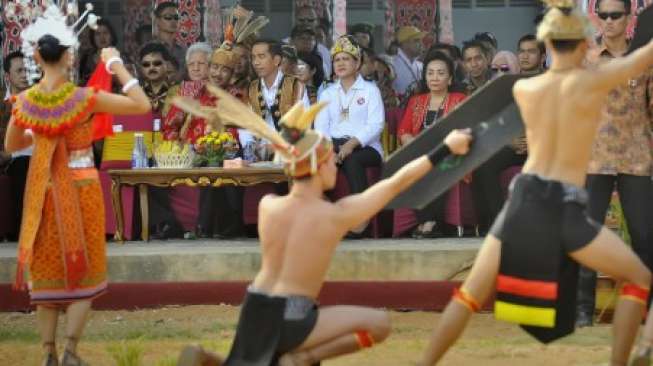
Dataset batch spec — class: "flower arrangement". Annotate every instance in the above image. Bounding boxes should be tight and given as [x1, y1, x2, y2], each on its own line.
[194, 131, 239, 167]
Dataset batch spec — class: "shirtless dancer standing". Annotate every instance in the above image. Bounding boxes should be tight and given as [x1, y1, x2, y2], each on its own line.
[175, 86, 471, 366]
[419, 1, 653, 365]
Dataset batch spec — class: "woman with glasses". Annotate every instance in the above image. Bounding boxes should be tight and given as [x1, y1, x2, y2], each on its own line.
[397, 51, 467, 238]
[491, 50, 521, 77]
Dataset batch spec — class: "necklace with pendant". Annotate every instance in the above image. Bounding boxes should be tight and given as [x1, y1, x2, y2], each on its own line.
[338, 88, 356, 122]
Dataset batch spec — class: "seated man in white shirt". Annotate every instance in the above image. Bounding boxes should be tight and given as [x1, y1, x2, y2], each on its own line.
[315, 36, 385, 238]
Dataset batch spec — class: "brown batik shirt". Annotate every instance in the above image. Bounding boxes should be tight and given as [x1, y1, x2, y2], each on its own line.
[586, 42, 653, 176]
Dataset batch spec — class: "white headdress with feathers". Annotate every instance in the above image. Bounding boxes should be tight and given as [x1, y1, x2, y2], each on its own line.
[10, 1, 99, 85]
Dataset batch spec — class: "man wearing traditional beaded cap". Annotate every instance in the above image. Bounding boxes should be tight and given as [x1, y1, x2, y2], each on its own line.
[174, 84, 472, 366]
[166, 24, 249, 239]
[418, 1, 653, 365]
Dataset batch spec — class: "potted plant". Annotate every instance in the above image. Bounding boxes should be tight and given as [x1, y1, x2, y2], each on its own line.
[194, 131, 238, 167]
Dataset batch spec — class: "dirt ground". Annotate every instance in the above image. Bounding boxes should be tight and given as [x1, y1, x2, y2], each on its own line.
[0, 305, 614, 366]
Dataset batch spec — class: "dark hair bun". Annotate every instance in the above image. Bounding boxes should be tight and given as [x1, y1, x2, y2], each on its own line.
[37, 35, 69, 63]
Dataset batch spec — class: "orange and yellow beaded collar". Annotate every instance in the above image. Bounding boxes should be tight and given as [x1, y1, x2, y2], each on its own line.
[11, 82, 97, 137]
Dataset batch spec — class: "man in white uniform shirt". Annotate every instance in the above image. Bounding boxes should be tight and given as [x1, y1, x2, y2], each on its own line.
[241, 39, 310, 154]
[392, 26, 425, 98]
[315, 36, 385, 238]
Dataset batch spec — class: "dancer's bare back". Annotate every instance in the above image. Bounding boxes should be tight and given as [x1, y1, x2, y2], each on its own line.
[251, 131, 472, 299]
[516, 40, 653, 187]
[251, 179, 412, 298]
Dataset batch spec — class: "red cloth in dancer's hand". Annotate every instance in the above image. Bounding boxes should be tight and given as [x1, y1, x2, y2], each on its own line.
[87, 62, 114, 141]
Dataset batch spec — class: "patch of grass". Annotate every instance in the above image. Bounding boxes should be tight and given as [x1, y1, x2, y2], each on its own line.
[154, 354, 178, 366]
[106, 339, 145, 366]
[0, 328, 39, 343]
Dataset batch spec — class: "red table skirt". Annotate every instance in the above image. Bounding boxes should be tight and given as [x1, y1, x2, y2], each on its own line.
[99, 164, 285, 239]
[98, 165, 522, 240]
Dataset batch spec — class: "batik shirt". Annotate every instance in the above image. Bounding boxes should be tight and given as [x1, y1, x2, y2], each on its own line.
[587, 43, 653, 176]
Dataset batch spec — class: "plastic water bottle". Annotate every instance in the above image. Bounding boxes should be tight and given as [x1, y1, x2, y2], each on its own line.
[153, 118, 161, 132]
[243, 141, 256, 162]
[132, 133, 148, 168]
[150, 119, 161, 167]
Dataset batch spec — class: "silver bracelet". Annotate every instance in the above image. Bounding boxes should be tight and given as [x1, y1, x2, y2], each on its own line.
[105, 57, 123, 75]
[122, 78, 139, 94]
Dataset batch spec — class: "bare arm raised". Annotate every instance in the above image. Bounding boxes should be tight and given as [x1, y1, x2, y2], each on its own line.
[334, 129, 473, 231]
[5, 48, 151, 153]
[586, 39, 653, 93]
[93, 48, 151, 115]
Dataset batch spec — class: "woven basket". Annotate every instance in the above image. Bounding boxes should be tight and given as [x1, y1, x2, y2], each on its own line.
[154, 150, 195, 169]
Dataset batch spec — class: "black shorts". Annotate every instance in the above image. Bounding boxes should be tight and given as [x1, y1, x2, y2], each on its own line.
[490, 173, 601, 253]
[277, 295, 319, 354]
[490, 174, 602, 344]
[225, 289, 320, 366]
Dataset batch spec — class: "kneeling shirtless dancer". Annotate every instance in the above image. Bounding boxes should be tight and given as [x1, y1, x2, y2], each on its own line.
[176, 85, 472, 366]
[419, 1, 653, 365]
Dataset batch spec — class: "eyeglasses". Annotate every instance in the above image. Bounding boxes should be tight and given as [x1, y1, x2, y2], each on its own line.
[597, 11, 625, 20]
[160, 14, 180, 21]
[142, 60, 164, 68]
[297, 17, 317, 23]
[491, 65, 510, 73]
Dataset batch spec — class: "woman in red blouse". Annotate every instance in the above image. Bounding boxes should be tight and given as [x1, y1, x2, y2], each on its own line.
[397, 51, 466, 238]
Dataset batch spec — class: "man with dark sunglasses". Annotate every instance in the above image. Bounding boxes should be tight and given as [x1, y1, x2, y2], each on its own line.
[139, 42, 173, 114]
[138, 42, 185, 240]
[576, 0, 653, 329]
[153, 1, 186, 81]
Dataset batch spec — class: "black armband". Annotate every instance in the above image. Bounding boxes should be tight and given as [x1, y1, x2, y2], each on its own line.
[427, 143, 451, 166]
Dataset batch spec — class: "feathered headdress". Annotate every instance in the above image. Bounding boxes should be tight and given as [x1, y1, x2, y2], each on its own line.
[537, 0, 593, 41]
[9, 1, 99, 85]
[223, 5, 269, 49]
[173, 86, 333, 178]
[211, 5, 269, 69]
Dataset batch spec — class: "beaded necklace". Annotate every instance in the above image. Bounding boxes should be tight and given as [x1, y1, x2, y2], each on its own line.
[12, 82, 96, 137]
[257, 75, 286, 128]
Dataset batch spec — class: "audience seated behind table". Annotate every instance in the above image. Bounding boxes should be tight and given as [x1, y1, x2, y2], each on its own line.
[162, 42, 248, 238]
[397, 51, 467, 238]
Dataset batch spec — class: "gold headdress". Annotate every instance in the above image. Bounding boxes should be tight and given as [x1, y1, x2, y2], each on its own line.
[331, 36, 361, 60]
[537, 0, 593, 41]
[173, 87, 333, 178]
